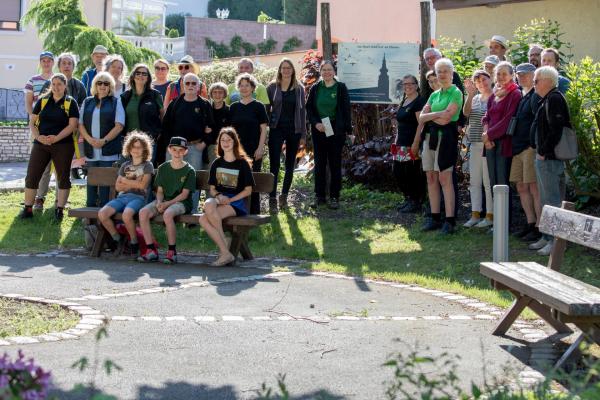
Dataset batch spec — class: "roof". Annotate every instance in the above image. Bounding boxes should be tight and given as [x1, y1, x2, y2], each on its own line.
[431, 0, 541, 10]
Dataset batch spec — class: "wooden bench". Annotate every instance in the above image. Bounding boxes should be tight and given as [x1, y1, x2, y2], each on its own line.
[480, 201, 600, 368]
[69, 167, 274, 261]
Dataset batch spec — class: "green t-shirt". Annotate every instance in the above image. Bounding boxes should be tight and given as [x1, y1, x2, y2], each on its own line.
[154, 160, 196, 213]
[316, 81, 338, 120]
[427, 85, 463, 122]
[226, 82, 270, 105]
[125, 92, 163, 132]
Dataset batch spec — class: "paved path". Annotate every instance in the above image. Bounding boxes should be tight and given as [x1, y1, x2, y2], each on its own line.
[0, 161, 85, 191]
[0, 252, 543, 399]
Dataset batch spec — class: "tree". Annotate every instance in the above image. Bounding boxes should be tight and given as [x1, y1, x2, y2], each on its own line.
[120, 12, 160, 37]
[510, 18, 573, 66]
[166, 12, 190, 36]
[283, 0, 316, 25]
[23, 0, 159, 75]
[207, 0, 282, 21]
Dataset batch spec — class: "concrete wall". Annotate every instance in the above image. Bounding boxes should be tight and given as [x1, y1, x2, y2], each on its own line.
[0, 126, 30, 162]
[0, 0, 111, 90]
[185, 17, 315, 62]
[435, 0, 600, 61]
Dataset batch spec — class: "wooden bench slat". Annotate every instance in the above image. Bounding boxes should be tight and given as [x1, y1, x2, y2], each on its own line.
[480, 262, 600, 316]
[539, 205, 600, 251]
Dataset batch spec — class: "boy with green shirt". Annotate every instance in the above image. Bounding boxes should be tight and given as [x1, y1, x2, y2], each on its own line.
[137, 137, 196, 264]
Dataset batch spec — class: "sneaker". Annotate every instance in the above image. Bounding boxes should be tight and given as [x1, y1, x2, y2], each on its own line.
[54, 208, 64, 222]
[514, 223, 534, 238]
[475, 218, 493, 228]
[33, 197, 45, 210]
[537, 241, 553, 256]
[463, 217, 481, 228]
[440, 221, 455, 235]
[328, 198, 340, 210]
[106, 238, 119, 252]
[522, 228, 542, 242]
[421, 218, 442, 232]
[163, 250, 177, 265]
[310, 198, 326, 209]
[18, 207, 33, 219]
[137, 248, 158, 262]
[528, 238, 549, 250]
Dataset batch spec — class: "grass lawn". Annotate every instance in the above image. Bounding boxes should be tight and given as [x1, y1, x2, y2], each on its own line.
[1, 179, 599, 313]
[0, 298, 79, 338]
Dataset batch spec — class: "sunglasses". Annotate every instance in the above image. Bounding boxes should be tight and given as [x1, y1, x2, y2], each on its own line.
[178, 64, 191, 71]
[155, 66, 168, 71]
[135, 71, 149, 77]
[184, 81, 197, 86]
[96, 81, 110, 86]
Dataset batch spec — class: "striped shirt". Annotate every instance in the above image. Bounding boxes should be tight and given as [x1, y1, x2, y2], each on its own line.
[468, 94, 487, 142]
[24, 74, 50, 102]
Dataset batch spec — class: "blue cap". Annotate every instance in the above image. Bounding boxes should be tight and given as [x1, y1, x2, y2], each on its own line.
[516, 63, 536, 74]
[39, 51, 54, 60]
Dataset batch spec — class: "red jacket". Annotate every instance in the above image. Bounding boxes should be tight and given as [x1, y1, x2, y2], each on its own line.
[482, 86, 521, 157]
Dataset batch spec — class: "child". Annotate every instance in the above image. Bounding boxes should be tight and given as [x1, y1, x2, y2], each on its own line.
[199, 127, 255, 267]
[137, 136, 196, 264]
[98, 131, 153, 257]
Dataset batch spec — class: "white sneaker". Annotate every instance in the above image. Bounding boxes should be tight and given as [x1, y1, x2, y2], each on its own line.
[463, 217, 481, 228]
[529, 238, 548, 250]
[475, 219, 493, 228]
[537, 241, 553, 256]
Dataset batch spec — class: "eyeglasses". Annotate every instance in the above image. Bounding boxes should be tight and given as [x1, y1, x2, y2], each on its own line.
[403, 82, 417, 86]
[184, 81, 197, 86]
[135, 71, 149, 77]
[96, 81, 110, 86]
[155, 66, 168, 71]
[178, 64, 191, 71]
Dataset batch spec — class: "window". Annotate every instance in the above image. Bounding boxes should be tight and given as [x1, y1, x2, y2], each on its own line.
[0, 0, 21, 31]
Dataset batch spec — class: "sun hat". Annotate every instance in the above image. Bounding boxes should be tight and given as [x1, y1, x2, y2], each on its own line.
[485, 35, 508, 49]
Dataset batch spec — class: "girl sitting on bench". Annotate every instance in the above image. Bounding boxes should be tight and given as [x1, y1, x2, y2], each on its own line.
[199, 127, 255, 267]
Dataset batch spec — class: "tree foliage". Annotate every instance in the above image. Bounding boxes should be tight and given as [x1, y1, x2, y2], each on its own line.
[22, 0, 159, 75]
[205, 35, 257, 58]
[207, 0, 282, 21]
[257, 11, 284, 24]
[437, 36, 483, 79]
[510, 18, 573, 66]
[165, 12, 190, 36]
[120, 13, 160, 37]
[197, 61, 276, 88]
[283, 0, 316, 25]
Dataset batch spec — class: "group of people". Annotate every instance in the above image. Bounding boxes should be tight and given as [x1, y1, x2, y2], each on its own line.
[392, 34, 573, 256]
[19, 44, 352, 265]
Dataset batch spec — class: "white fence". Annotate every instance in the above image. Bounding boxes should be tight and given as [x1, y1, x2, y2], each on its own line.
[118, 35, 185, 62]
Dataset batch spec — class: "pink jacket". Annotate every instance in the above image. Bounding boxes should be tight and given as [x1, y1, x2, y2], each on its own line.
[482, 85, 522, 157]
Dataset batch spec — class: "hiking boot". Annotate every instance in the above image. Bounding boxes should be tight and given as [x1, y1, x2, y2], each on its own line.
[310, 198, 326, 209]
[33, 197, 45, 210]
[106, 238, 119, 253]
[537, 241, 553, 256]
[328, 198, 340, 210]
[440, 221, 456, 235]
[137, 248, 159, 262]
[514, 223, 534, 238]
[421, 218, 442, 232]
[18, 207, 34, 219]
[278, 194, 288, 209]
[529, 237, 548, 250]
[162, 250, 177, 265]
[522, 228, 542, 242]
[54, 207, 64, 222]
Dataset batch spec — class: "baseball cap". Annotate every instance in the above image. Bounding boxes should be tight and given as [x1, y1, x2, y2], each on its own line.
[178, 55, 194, 65]
[169, 136, 188, 148]
[516, 63, 536, 74]
[472, 69, 491, 80]
[39, 51, 54, 61]
[483, 55, 500, 66]
[91, 45, 109, 55]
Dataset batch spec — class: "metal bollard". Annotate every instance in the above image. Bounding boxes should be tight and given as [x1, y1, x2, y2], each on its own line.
[493, 185, 509, 262]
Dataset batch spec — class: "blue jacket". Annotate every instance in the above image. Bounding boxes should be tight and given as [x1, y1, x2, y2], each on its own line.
[81, 96, 123, 158]
[81, 68, 98, 96]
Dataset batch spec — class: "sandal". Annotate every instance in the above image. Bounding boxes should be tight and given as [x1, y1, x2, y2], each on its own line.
[211, 252, 236, 267]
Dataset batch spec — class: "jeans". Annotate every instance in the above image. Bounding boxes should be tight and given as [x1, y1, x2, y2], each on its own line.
[86, 160, 115, 207]
[469, 142, 493, 214]
[268, 127, 300, 198]
[105, 193, 146, 213]
[535, 158, 564, 240]
[485, 140, 511, 188]
[167, 143, 204, 213]
[313, 132, 345, 199]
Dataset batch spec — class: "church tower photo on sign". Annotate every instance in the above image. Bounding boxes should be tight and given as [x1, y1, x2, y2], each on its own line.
[348, 54, 392, 103]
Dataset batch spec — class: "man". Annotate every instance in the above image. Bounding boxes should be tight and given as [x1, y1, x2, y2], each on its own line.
[40, 53, 86, 106]
[485, 35, 508, 61]
[541, 48, 571, 94]
[483, 55, 499, 79]
[529, 66, 571, 256]
[81, 45, 109, 96]
[528, 44, 543, 68]
[24, 51, 54, 210]
[421, 48, 465, 101]
[225, 58, 270, 105]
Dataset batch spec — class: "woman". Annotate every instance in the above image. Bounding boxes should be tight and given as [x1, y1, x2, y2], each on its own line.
[164, 55, 207, 110]
[266, 58, 307, 209]
[121, 64, 164, 164]
[152, 58, 171, 99]
[199, 127, 255, 267]
[79, 72, 125, 207]
[306, 61, 352, 210]
[207, 82, 230, 166]
[19, 73, 79, 221]
[229, 73, 268, 214]
[482, 62, 521, 197]
[463, 70, 494, 228]
[412, 58, 463, 234]
[104, 55, 128, 97]
[426, 70, 441, 92]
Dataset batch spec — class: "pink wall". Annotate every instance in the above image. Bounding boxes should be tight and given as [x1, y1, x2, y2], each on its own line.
[316, 0, 424, 44]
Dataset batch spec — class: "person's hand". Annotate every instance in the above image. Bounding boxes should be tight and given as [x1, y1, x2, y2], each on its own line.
[464, 79, 477, 97]
[195, 142, 206, 151]
[46, 135, 57, 145]
[315, 123, 325, 133]
[92, 138, 104, 148]
[156, 201, 167, 213]
[536, 154, 545, 161]
[217, 194, 230, 205]
[411, 141, 420, 158]
[299, 138, 306, 148]
[204, 127, 212, 134]
[36, 135, 48, 145]
[484, 140, 495, 150]
[254, 147, 264, 160]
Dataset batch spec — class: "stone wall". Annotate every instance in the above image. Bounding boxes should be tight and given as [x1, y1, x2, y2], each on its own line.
[0, 127, 30, 162]
[185, 17, 315, 61]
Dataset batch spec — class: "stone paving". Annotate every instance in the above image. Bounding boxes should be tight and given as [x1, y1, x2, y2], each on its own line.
[0, 251, 563, 399]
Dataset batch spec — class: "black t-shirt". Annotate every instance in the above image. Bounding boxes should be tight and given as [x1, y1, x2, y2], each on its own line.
[33, 95, 80, 144]
[208, 104, 231, 146]
[229, 100, 268, 154]
[396, 96, 426, 146]
[277, 88, 296, 129]
[513, 89, 541, 156]
[169, 97, 214, 142]
[208, 157, 255, 196]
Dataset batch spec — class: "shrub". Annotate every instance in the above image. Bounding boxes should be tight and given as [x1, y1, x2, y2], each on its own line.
[198, 61, 277, 87]
[167, 28, 179, 38]
[0, 350, 52, 399]
[282, 36, 303, 53]
[437, 36, 483, 79]
[257, 38, 278, 55]
[510, 18, 573, 66]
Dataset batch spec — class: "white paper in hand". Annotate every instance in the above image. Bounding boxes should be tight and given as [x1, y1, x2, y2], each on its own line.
[321, 117, 335, 137]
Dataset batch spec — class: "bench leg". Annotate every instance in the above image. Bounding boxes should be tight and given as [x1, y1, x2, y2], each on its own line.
[554, 333, 585, 369]
[229, 231, 242, 260]
[91, 223, 108, 258]
[493, 296, 531, 336]
[528, 299, 573, 334]
[239, 231, 253, 260]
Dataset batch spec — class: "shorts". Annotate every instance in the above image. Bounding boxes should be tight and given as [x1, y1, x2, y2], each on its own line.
[141, 200, 186, 218]
[421, 134, 452, 172]
[105, 193, 146, 213]
[510, 147, 537, 183]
